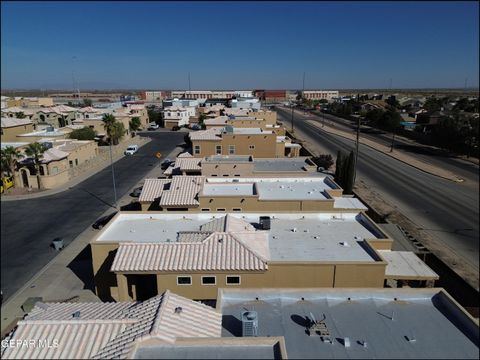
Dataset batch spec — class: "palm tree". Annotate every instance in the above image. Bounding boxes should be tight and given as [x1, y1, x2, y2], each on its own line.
[129, 117, 141, 134]
[25, 142, 47, 189]
[102, 114, 125, 145]
[0, 146, 24, 186]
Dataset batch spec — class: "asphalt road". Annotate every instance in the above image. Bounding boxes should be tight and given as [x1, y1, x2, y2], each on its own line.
[305, 110, 479, 184]
[1, 131, 185, 301]
[276, 106, 479, 271]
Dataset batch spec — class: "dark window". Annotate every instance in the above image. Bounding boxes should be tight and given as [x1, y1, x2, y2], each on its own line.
[226, 276, 240, 285]
[202, 276, 216, 285]
[177, 276, 191, 285]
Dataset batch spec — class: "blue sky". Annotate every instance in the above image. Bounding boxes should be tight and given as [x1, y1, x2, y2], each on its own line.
[1, 1, 479, 90]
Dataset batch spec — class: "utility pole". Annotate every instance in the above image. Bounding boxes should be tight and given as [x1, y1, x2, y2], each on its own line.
[188, 72, 191, 98]
[390, 131, 396, 153]
[109, 140, 118, 209]
[354, 116, 360, 183]
[302, 72, 306, 115]
[291, 104, 294, 133]
[464, 77, 468, 91]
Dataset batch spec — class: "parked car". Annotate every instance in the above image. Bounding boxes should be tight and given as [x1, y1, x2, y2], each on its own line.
[161, 159, 173, 170]
[190, 124, 201, 130]
[148, 123, 159, 131]
[92, 211, 118, 230]
[124, 145, 139, 155]
[0, 176, 14, 193]
[130, 186, 143, 198]
[172, 126, 180, 131]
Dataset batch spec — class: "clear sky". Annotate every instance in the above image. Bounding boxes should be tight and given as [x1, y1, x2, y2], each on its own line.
[1, 1, 479, 90]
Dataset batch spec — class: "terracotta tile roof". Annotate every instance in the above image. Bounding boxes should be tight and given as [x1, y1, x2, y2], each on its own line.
[200, 214, 256, 232]
[41, 148, 69, 163]
[159, 176, 204, 207]
[110, 232, 268, 272]
[204, 116, 228, 126]
[176, 231, 213, 242]
[175, 157, 202, 171]
[2, 291, 222, 360]
[177, 152, 193, 158]
[189, 128, 222, 141]
[139, 179, 170, 203]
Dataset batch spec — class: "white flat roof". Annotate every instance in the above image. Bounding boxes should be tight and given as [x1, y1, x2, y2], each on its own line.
[96, 212, 385, 263]
[1, 142, 30, 149]
[202, 183, 255, 196]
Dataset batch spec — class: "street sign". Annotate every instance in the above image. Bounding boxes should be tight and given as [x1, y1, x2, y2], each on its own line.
[155, 152, 162, 159]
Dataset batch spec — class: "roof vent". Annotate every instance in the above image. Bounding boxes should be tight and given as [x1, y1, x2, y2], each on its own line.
[343, 337, 351, 348]
[175, 307, 183, 314]
[339, 241, 350, 247]
[292, 228, 297, 232]
[241, 311, 258, 337]
[360, 340, 368, 348]
[259, 216, 271, 230]
[72, 311, 81, 318]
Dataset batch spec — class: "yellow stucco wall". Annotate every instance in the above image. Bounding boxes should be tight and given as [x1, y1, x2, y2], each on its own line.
[1, 123, 34, 142]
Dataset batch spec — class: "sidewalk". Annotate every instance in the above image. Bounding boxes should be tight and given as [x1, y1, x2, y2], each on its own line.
[302, 116, 464, 182]
[1, 136, 151, 201]
[0, 145, 183, 337]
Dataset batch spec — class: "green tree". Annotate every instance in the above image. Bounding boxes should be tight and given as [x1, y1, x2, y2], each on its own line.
[0, 146, 24, 185]
[83, 98, 93, 107]
[110, 122, 126, 145]
[68, 127, 96, 140]
[382, 110, 402, 152]
[334, 150, 345, 186]
[129, 117, 142, 133]
[343, 151, 356, 194]
[25, 142, 47, 189]
[312, 154, 334, 170]
[14, 112, 26, 119]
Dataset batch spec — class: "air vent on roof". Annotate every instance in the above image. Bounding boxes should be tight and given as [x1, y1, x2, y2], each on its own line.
[175, 307, 183, 314]
[292, 228, 297, 232]
[241, 311, 258, 337]
[259, 216, 271, 230]
[343, 337, 351, 348]
[72, 311, 81, 318]
[339, 241, 350, 247]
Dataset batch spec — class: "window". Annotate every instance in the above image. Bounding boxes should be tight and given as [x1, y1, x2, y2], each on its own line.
[234, 174, 240, 177]
[75, 159, 78, 166]
[215, 145, 222, 154]
[177, 276, 192, 285]
[201, 208, 211, 212]
[211, 174, 218, 177]
[226, 276, 241, 285]
[228, 145, 235, 155]
[216, 208, 226, 212]
[194, 145, 201, 155]
[201, 276, 216, 285]
[69, 160, 73, 168]
[232, 208, 242, 212]
[249, 145, 255, 150]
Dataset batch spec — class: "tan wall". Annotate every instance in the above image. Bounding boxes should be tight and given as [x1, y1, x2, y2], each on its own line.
[113, 261, 385, 301]
[91, 242, 120, 301]
[164, 120, 179, 129]
[1, 123, 34, 142]
[367, 239, 394, 251]
[65, 141, 98, 168]
[16, 134, 68, 143]
[16, 158, 70, 189]
[248, 111, 277, 125]
[6, 99, 22, 107]
[193, 133, 278, 158]
[201, 162, 255, 177]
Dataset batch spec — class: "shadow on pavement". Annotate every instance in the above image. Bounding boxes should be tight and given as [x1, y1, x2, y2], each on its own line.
[67, 245, 95, 292]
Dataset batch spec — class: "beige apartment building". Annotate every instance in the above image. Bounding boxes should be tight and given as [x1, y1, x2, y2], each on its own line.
[1, 117, 34, 142]
[204, 116, 284, 135]
[190, 127, 300, 158]
[91, 212, 438, 302]
[138, 176, 363, 213]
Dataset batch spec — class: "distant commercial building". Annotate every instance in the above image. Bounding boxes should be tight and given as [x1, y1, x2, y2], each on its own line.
[140, 90, 165, 101]
[91, 211, 438, 302]
[170, 90, 253, 100]
[190, 127, 300, 158]
[302, 90, 339, 102]
[254, 90, 287, 102]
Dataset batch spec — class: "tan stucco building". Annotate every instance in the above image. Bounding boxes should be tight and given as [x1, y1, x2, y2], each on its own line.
[90, 212, 438, 302]
[190, 127, 300, 158]
[1, 117, 34, 142]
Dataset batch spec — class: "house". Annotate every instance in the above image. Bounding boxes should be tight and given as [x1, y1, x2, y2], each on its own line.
[91, 212, 438, 302]
[190, 127, 300, 158]
[1, 107, 37, 121]
[138, 176, 366, 212]
[36, 105, 79, 128]
[204, 116, 284, 134]
[1, 117, 34, 142]
[15, 139, 99, 189]
[162, 106, 194, 129]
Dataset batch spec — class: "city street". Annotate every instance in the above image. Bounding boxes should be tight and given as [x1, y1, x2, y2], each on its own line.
[0, 131, 185, 301]
[276, 106, 480, 275]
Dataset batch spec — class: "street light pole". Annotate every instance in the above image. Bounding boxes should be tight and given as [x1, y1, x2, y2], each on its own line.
[354, 116, 360, 183]
[109, 140, 118, 208]
[291, 104, 294, 133]
[390, 131, 396, 152]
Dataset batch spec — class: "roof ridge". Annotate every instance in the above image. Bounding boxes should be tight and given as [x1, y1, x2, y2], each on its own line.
[19, 318, 138, 325]
[150, 290, 170, 335]
[229, 231, 269, 263]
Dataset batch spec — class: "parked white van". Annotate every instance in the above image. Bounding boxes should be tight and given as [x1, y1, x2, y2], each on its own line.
[124, 145, 139, 155]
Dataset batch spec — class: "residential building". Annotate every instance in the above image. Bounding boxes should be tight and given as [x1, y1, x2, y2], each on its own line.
[204, 116, 283, 134]
[91, 212, 438, 302]
[36, 105, 79, 128]
[229, 98, 261, 110]
[1, 107, 37, 121]
[302, 90, 339, 102]
[190, 127, 300, 158]
[162, 106, 195, 129]
[1, 290, 222, 359]
[14, 127, 71, 143]
[138, 176, 365, 212]
[15, 139, 99, 189]
[4, 287, 477, 359]
[217, 287, 479, 359]
[1, 117, 34, 142]
[4, 97, 54, 108]
[162, 98, 199, 109]
[140, 90, 165, 101]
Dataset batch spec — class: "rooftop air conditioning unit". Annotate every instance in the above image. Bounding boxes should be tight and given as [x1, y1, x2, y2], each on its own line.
[241, 311, 258, 337]
[259, 216, 271, 230]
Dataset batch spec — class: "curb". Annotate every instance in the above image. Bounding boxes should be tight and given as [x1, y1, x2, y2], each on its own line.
[1, 137, 152, 201]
